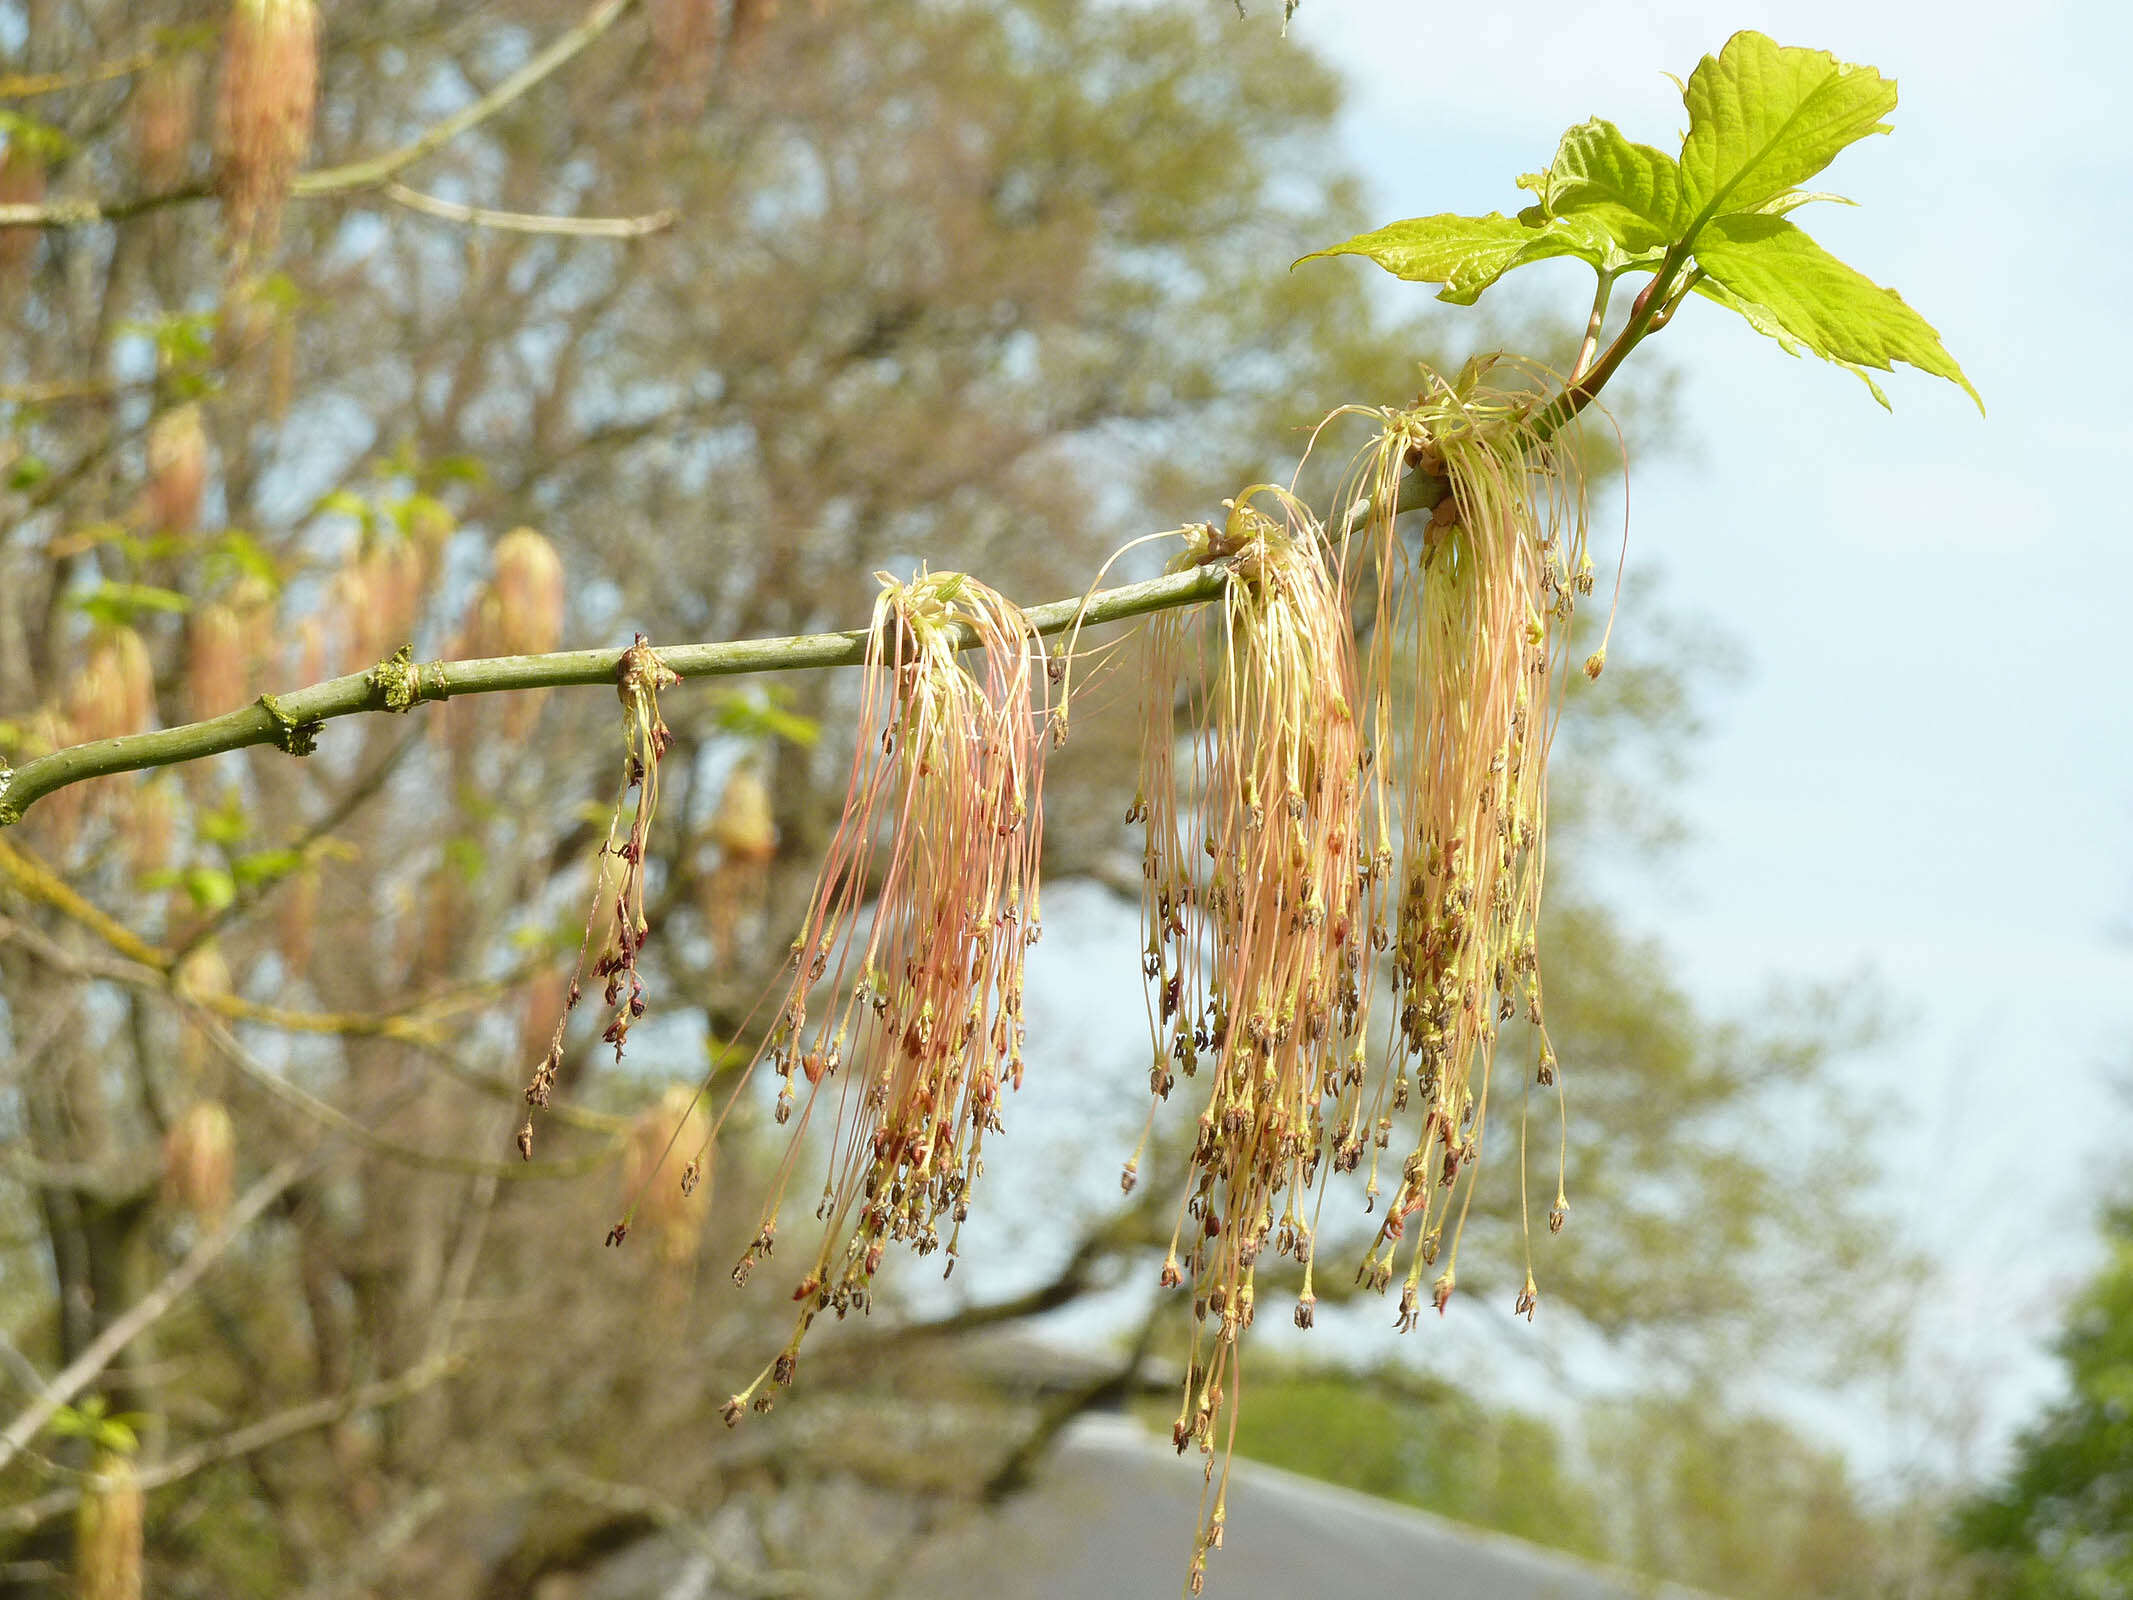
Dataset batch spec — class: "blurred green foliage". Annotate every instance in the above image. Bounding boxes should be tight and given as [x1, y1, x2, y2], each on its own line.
[1165, 1366, 1609, 1558]
[1956, 1201, 2133, 1597]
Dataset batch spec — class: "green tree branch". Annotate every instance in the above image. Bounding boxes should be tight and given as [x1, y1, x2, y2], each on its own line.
[1, 563, 1232, 824]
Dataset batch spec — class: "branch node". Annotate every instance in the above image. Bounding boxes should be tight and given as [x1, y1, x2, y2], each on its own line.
[0, 765, 16, 829]
[258, 695, 322, 756]
[368, 645, 422, 713]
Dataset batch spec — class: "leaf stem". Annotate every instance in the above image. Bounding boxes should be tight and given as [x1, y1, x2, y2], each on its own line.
[1569, 269, 1618, 384]
[1533, 243, 1690, 442]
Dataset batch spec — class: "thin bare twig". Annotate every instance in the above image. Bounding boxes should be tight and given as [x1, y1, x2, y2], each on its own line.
[0, 910, 625, 1135]
[184, 1008, 626, 1182]
[0, 1329, 47, 1397]
[382, 181, 675, 237]
[0, 883, 505, 1044]
[0, 1355, 459, 1533]
[0, 46, 160, 99]
[293, 0, 640, 198]
[0, 1154, 309, 1474]
[0, 0, 640, 230]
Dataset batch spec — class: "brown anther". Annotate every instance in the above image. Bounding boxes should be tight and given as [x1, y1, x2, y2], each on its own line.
[605, 1221, 629, 1247]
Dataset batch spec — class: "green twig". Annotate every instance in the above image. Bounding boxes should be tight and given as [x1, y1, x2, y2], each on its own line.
[1, 564, 1232, 826]
[292, 0, 638, 197]
[1, 280, 1671, 830]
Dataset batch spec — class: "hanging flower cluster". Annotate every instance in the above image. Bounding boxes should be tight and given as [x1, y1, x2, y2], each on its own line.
[1119, 368, 1609, 1587]
[700, 570, 1055, 1420]
[520, 635, 681, 1161]
[533, 374, 1609, 1592]
[1331, 359, 1600, 1325]
[212, 0, 319, 262]
[1127, 489, 1382, 1585]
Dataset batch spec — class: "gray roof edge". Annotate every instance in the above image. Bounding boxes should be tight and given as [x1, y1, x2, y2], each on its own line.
[1058, 1413, 1734, 1600]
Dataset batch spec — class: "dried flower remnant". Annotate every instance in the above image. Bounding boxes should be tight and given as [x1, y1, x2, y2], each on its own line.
[0, 139, 45, 289]
[647, 0, 720, 113]
[65, 627, 157, 745]
[144, 404, 209, 535]
[275, 859, 320, 974]
[213, 0, 319, 261]
[439, 528, 567, 751]
[132, 53, 202, 189]
[173, 942, 233, 1080]
[709, 570, 1054, 1417]
[333, 533, 430, 675]
[162, 1100, 237, 1219]
[702, 759, 777, 965]
[482, 528, 567, 657]
[519, 636, 680, 1157]
[123, 777, 180, 881]
[185, 578, 277, 720]
[1131, 489, 1377, 1576]
[729, 0, 783, 65]
[515, 967, 569, 1078]
[75, 1448, 143, 1600]
[1328, 356, 1606, 1327]
[614, 1083, 714, 1272]
[485, 527, 566, 736]
[186, 602, 249, 719]
[33, 627, 160, 852]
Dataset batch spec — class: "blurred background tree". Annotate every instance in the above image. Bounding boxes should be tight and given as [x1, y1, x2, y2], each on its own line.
[0, 1, 1967, 1595]
[1953, 1189, 2133, 1598]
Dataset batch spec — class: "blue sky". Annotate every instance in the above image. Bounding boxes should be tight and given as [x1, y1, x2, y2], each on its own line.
[1277, 0, 2133, 1477]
